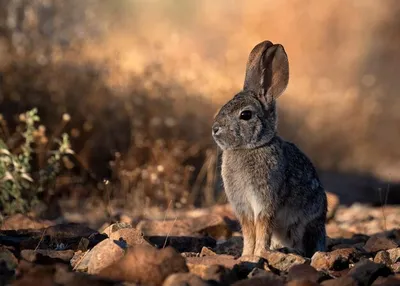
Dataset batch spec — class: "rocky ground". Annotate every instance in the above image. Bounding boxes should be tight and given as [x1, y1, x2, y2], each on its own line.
[1, 192, 400, 286]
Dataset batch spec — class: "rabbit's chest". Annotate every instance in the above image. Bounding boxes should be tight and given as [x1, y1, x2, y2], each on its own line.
[221, 150, 280, 218]
[223, 169, 263, 217]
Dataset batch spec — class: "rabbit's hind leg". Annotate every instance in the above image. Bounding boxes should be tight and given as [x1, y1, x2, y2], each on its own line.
[302, 214, 326, 257]
[271, 226, 305, 256]
[270, 235, 284, 250]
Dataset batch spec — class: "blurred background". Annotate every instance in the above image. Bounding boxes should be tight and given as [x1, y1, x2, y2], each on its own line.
[0, 0, 399, 223]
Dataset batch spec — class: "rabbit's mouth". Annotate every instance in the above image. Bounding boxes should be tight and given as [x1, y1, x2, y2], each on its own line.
[212, 131, 226, 149]
[212, 130, 242, 151]
[212, 129, 231, 150]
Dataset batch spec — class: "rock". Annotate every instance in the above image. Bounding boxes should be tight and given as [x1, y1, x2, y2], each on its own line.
[372, 275, 400, 285]
[137, 214, 232, 238]
[72, 250, 97, 273]
[288, 264, 323, 283]
[327, 235, 369, 251]
[55, 272, 116, 286]
[327, 238, 347, 249]
[166, 204, 240, 235]
[181, 252, 199, 258]
[364, 236, 398, 253]
[98, 245, 188, 285]
[0, 214, 54, 230]
[387, 248, 400, 264]
[202, 265, 247, 285]
[348, 260, 392, 286]
[332, 242, 365, 251]
[261, 250, 308, 273]
[374, 248, 400, 273]
[87, 239, 126, 274]
[77, 237, 90, 251]
[13, 263, 62, 286]
[163, 273, 210, 286]
[374, 251, 392, 266]
[233, 256, 265, 278]
[326, 238, 347, 250]
[70, 250, 86, 269]
[329, 268, 351, 279]
[101, 222, 132, 235]
[0, 229, 44, 249]
[109, 228, 151, 247]
[214, 236, 243, 257]
[202, 264, 239, 284]
[311, 248, 359, 271]
[186, 255, 238, 278]
[352, 234, 371, 244]
[24, 223, 105, 251]
[86, 233, 108, 250]
[54, 263, 115, 286]
[232, 275, 285, 286]
[392, 262, 400, 273]
[286, 280, 320, 286]
[239, 255, 264, 264]
[321, 276, 358, 286]
[147, 236, 216, 253]
[44, 223, 98, 240]
[199, 217, 234, 240]
[20, 249, 74, 263]
[326, 192, 340, 221]
[13, 262, 115, 286]
[248, 267, 271, 278]
[185, 254, 260, 282]
[200, 247, 217, 257]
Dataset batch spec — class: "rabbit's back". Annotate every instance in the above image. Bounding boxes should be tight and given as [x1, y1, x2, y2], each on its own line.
[282, 140, 327, 214]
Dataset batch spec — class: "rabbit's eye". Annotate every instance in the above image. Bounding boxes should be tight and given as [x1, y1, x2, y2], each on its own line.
[239, 110, 252, 120]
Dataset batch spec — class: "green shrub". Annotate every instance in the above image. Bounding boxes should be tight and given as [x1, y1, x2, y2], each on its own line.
[0, 108, 73, 217]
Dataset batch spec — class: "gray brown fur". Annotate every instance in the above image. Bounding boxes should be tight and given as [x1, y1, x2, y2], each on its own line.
[212, 40, 327, 258]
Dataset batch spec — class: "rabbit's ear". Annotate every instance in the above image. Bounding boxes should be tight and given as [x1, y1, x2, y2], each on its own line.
[243, 41, 289, 102]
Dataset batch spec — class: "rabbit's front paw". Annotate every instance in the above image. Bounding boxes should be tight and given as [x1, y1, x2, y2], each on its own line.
[238, 255, 263, 263]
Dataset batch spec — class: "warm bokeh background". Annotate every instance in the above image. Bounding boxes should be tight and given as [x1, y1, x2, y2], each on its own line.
[1, 0, 399, 220]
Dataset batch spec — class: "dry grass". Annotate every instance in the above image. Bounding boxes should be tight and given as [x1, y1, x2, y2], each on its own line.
[84, 0, 400, 180]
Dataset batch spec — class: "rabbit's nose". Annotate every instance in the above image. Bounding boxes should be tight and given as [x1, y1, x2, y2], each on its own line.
[212, 125, 220, 135]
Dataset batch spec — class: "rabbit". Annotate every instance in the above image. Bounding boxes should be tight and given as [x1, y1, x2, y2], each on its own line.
[212, 40, 327, 258]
